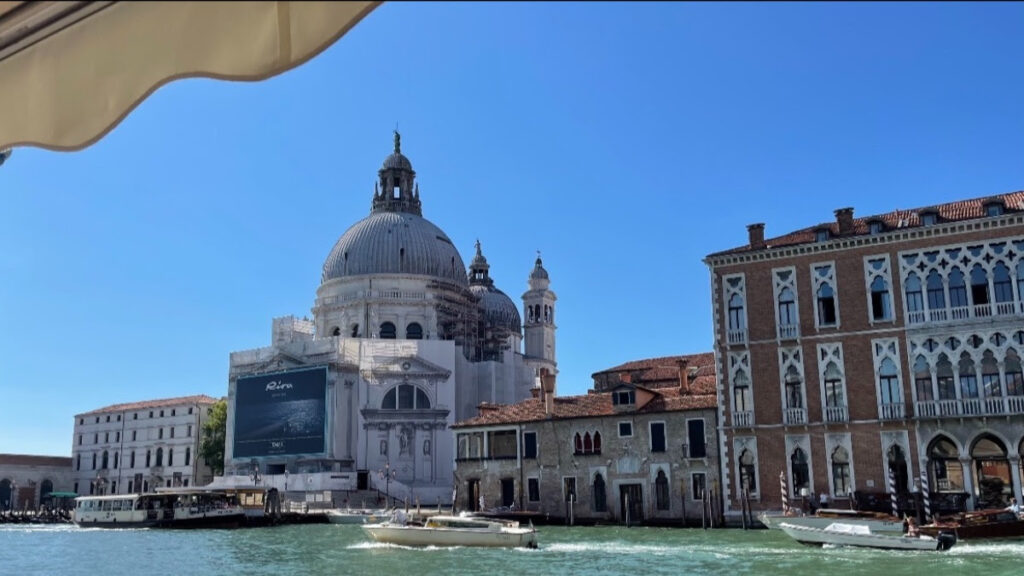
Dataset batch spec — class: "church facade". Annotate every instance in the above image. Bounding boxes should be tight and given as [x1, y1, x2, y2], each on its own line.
[223, 133, 556, 504]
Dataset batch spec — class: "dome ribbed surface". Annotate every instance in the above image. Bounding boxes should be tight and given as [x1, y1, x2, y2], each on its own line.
[322, 211, 468, 285]
[471, 285, 522, 334]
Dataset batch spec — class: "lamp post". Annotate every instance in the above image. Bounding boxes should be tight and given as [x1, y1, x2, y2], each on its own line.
[379, 460, 396, 507]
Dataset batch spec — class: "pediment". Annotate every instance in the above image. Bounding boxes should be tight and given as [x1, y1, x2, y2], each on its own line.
[361, 355, 452, 383]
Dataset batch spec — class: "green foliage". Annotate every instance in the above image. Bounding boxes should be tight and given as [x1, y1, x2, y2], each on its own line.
[199, 399, 227, 476]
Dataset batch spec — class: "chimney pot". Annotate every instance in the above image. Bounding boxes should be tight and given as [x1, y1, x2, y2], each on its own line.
[747, 223, 766, 250]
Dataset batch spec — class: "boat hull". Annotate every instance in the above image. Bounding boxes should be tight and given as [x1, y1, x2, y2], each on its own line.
[760, 512, 903, 533]
[919, 510, 1024, 540]
[778, 522, 955, 551]
[362, 524, 538, 548]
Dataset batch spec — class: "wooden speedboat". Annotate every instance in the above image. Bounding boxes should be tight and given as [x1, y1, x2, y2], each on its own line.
[778, 522, 957, 551]
[760, 508, 904, 533]
[919, 509, 1024, 540]
[326, 508, 389, 525]
[362, 513, 538, 548]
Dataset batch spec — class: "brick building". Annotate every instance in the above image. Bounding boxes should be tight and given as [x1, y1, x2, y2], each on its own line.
[452, 353, 719, 525]
[72, 395, 219, 495]
[705, 191, 1024, 521]
[0, 454, 73, 510]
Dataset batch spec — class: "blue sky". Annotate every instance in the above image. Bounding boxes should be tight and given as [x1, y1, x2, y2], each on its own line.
[2, 2, 1023, 456]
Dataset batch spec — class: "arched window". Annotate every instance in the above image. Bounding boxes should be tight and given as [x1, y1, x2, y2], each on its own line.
[879, 358, 900, 405]
[574, 433, 583, 454]
[130, 451, 135, 468]
[948, 267, 968, 308]
[870, 276, 892, 320]
[583, 433, 593, 454]
[733, 369, 751, 412]
[926, 270, 946, 310]
[982, 350, 1001, 397]
[784, 366, 802, 409]
[1017, 261, 1024, 304]
[778, 288, 797, 326]
[904, 274, 923, 313]
[728, 293, 745, 331]
[887, 444, 908, 494]
[113, 452, 119, 469]
[379, 322, 396, 339]
[593, 432, 602, 453]
[970, 264, 990, 306]
[790, 447, 809, 495]
[382, 385, 431, 410]
[959, 352, 978, 400]
[936, 354, 955, 400]
[146, 450, 151, 467]
[406, 322, 423, 340]
[155, 447, 163, 467]
[185, 447, 191, 467]
[928, 436, 963, 492]
[655, 469, 670, 510]
[994, 262, 1013, 303]
[823, 362, 844, 409]
[816, 282, 837, 326]
[1006, 349, 1023, 396]
[167, 448, 174, 467]
[350, 324, 359, 338]
[830, 446, 850, 496]
[331, 326, 341, 337]
[739, 449, 757, 492]
[593, 473, 607, 512]
[972, 435, 1010, 507]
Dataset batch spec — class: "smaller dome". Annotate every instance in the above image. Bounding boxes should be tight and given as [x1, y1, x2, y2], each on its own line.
[471, 285, 522, 335]
[530, 255, 549, 280]
[382, 152, 413, 172]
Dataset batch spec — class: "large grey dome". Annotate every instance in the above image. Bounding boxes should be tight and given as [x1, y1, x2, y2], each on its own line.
[322, 211, 468, 286]
[471, 284, 522, 334]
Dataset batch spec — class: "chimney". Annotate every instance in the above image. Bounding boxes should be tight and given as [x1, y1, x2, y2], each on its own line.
[747, 223, 766, 250]
[541, 370, 556, 416]
[835, 207, 854, 236]
[676, 358, 690, 393]
[530, 387, 541, 399]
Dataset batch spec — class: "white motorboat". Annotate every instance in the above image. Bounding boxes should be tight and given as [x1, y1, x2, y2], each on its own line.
[778, 521, 957, 551]
[326, 508, 389, 525]
[362, 512, 538, 548]
[759, 508, 904, 533]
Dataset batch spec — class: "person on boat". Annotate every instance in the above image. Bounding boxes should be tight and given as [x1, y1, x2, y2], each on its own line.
[1006, 498, 1021, 517]
[905, 516, 920, 538]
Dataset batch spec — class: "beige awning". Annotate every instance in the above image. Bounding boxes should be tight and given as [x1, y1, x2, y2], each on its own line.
[0, 1, 381, 152]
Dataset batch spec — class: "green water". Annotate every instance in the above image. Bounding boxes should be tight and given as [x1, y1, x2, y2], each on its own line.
[1, 523, 1020, 575]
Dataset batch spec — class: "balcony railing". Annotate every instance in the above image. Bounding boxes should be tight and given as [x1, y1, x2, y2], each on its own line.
[732, 411, 753, 427]
[778, 324, 799, 340]
[908, 299, 1024, 326]
[823, 405, 848, 423]
[916, 396, 1024, 419]
[879, 402, 905, 420]
[928, 309, 948, 322]
[727, 328, 747, 346]
[950, 306, 970, 320]
[907, 310, 925, 324]
[996, 301, 1017, 315]
[784, 408, 806, 425]
[973, 303, 993, 318]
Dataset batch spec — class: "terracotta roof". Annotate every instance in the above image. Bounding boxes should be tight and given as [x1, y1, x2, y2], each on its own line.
[708, 191, 1024, 257]
[0, 454, 72, 467]
[592, 352, 716, 392]
[77, 395, 220, 417]
[453, 387, 717, 428]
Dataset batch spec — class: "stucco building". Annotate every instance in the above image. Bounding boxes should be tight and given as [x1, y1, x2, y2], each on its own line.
[223, 132, 556, 504]
[705, 191, 1024, 521]
[71, 395, 219, 495]
[0, 454, 73, 510]
[452, 353, 718, 525]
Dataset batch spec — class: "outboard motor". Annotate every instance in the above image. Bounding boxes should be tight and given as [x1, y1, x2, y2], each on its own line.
[936, 530, 957, 551]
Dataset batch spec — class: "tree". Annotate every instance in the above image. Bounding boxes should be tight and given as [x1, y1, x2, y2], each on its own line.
[199, 399, 227, 476]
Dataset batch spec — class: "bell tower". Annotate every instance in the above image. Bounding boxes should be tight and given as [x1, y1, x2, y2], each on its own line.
[522, 252, 557, 372]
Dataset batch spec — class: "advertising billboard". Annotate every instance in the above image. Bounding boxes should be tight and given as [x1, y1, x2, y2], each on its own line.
[233, 365, 328, 458]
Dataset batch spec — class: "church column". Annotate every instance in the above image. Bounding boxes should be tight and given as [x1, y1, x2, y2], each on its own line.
[1009, 455, 1022, 504]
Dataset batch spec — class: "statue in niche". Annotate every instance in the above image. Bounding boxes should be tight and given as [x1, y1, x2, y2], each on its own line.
[423, 439, 431, 456]
[400, 427, 412, 455]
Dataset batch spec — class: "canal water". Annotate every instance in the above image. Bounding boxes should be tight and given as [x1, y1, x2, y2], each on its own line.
[1, 523, 1021, 575]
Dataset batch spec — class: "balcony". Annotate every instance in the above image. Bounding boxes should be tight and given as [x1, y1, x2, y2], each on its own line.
[778, 324, 799, 340]
[879, 402, 905, 420]
[915, 396, 1024, 419]
[823, 405, 848, 423]
[727, 328, 747, 346]
[996, 301, 1017, 316]
[784, 408, 806, 425]
[732, 411, 753, 427]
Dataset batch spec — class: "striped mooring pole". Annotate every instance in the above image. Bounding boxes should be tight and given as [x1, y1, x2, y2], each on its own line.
[780, 471, 789, 514]
[920, 462, 932, 522]
[888, 466, 898, 518]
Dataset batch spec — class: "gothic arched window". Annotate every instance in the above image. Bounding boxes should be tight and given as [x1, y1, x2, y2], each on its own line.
[379, 322, 396, 339]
